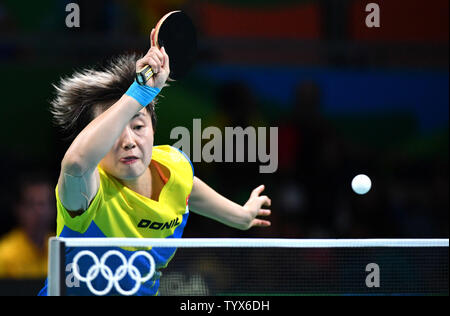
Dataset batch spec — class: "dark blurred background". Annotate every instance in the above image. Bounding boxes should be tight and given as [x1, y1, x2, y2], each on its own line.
[0, 0, 448, 292]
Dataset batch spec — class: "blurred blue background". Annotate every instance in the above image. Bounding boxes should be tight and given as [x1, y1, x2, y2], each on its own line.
[0, 0, 448, 272]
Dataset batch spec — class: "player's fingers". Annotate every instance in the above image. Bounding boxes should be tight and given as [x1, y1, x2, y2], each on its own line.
[147, 46, 164, 64]
[144, 55, 161, 74]
[251, 218, 271, 227]
[258, 195, 271, 207]
[150, 28, 156, 47]
[144, 48, 164, 67]
[258, 209, 271, 217]
[161, 46, 170, 71]
[136, 56, 151, 72]
[250, 185, 265, 199]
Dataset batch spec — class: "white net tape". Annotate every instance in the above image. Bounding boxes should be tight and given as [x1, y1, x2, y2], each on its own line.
[60, 237, 449, 248]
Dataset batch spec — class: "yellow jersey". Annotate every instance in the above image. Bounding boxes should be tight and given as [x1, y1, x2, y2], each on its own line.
[39, 145, 194, 295]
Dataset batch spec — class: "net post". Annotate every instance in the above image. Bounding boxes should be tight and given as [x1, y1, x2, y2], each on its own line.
[48, 237, 66, 296]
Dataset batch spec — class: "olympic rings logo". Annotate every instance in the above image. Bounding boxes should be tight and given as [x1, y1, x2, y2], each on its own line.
[72, 250, 155, 296]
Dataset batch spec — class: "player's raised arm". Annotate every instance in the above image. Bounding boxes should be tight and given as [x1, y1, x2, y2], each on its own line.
[57, 42, 169, 212]
[188, 177, 272, 230]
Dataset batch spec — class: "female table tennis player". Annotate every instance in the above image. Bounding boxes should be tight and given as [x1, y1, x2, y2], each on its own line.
[38, 30, 271, 296]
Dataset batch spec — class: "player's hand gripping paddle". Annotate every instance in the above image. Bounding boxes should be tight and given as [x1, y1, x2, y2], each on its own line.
[136, 11, 197, 85]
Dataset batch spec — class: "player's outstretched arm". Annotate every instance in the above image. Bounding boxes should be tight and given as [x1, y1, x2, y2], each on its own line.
[188, 177, 271, 230]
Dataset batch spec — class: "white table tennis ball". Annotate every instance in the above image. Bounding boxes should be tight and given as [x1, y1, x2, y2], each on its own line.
[351, 174, 372, 195]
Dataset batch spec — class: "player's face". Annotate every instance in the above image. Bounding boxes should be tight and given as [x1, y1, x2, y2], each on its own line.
[99, 107, 154, 181]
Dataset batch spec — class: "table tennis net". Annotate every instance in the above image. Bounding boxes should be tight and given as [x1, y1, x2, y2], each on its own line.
[47, 238, 449, 296]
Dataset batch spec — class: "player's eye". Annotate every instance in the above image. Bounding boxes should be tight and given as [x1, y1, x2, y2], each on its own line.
[133, 125, 144, 130]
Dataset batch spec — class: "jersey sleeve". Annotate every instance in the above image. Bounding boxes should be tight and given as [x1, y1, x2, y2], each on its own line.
[55, 179, 104, 235]
[172, 146, 194, 179]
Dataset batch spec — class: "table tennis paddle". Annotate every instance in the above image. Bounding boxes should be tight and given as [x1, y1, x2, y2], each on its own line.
[136, 10, 197, 85]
